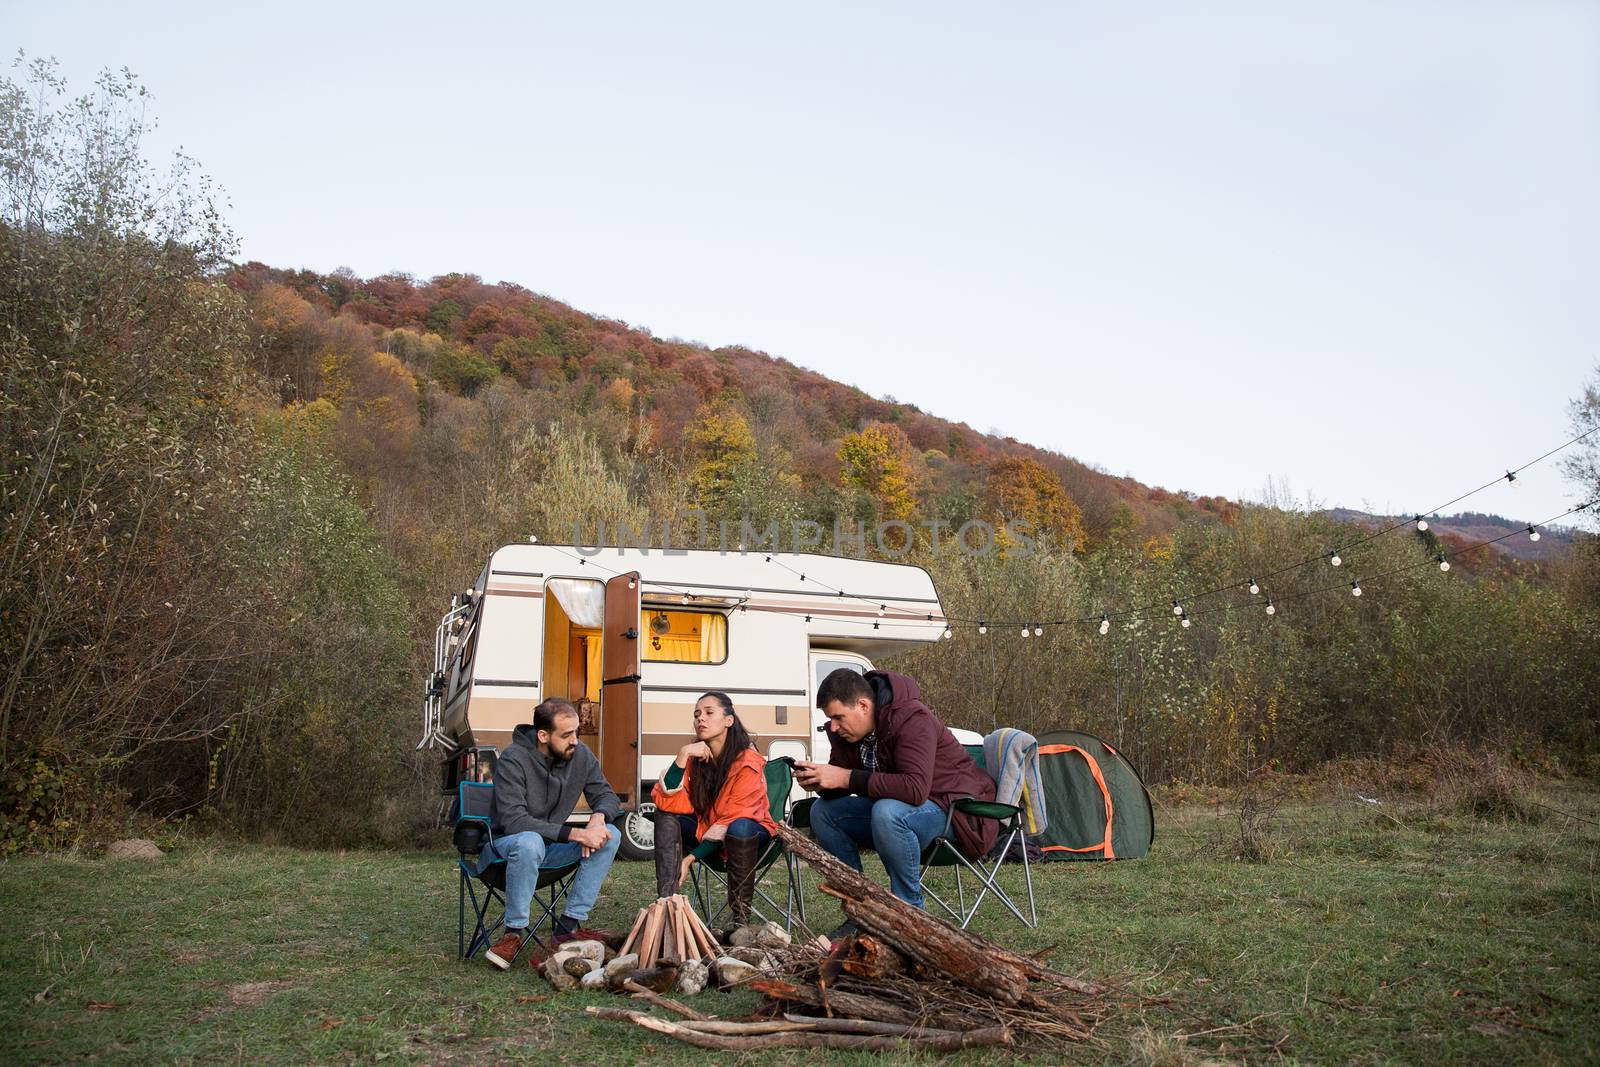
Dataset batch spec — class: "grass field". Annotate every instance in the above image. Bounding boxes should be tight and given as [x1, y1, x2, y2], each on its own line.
[2, 779, 1597, 1065]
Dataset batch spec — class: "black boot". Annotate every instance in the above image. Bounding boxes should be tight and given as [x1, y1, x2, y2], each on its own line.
[723, 833, 761, 928]
[653, 811, 684, 899]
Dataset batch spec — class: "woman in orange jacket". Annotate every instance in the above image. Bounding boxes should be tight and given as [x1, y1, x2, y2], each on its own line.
[651, 691, 777, 926]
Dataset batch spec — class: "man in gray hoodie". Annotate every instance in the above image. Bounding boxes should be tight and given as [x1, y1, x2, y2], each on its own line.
[483, 698, 622, 969]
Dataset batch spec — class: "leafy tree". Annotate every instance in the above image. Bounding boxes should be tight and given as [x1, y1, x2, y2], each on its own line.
[983, 456, 1087, 552]
[838, 422, 918, 521]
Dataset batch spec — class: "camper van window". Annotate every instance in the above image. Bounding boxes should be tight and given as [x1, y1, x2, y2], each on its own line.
[640, 609, 728, 664]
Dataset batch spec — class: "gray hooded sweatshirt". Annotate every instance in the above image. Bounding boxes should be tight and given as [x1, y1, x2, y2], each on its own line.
[491, 723, 622, 842]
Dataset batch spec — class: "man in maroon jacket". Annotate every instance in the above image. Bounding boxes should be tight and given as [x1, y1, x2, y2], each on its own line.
[795, 668, 997, 923]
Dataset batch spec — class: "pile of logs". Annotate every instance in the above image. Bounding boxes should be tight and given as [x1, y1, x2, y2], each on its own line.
[619, 895, 721, 968]
[592, 822, 1118, 1053]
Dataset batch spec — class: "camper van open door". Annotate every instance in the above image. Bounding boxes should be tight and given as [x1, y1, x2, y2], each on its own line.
[601, 571, 641, 806]
[598, 572, 640, 863]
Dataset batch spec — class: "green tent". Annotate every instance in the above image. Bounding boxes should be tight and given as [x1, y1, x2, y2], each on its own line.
[1034, 730, 1154, 861]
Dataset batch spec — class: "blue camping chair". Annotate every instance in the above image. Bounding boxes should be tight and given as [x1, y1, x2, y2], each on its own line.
[453, 781, 581, 962]
[687, 758, 806, 931]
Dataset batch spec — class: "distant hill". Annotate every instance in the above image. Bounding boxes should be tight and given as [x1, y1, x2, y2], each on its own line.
[228, 263, 1240, 547]
[1327, 508, 1575, 563]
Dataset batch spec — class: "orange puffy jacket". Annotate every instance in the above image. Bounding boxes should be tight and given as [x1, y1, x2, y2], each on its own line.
[651, 746, 777, 840]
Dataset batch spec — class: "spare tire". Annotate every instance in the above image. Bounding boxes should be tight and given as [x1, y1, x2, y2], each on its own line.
[618, 802, 655, 861]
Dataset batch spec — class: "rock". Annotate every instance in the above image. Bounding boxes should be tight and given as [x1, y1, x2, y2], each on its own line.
[727, 924, 761, 947]
[562, 956, 598, 979]
[750, 922, 791, 949]
[542, 952, 577, 983]
[579, 968, 608, 990]
[601, 944, 618, 964]
[546, 971, 577, 992]
[104, 839, 163, 860]
[726, 946, 768, 966]
[561, 939, 606, 963]
[622, 962, 678, 993]
[603, 953, 639, 983]
[715, 956, 756, 988]
[675, 958, 709, 995]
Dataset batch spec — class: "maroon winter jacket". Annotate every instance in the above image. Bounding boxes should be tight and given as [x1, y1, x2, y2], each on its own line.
[821, 669, 998, 861]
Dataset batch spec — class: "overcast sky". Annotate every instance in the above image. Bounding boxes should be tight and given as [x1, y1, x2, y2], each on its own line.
[11, 1, 1597, 527]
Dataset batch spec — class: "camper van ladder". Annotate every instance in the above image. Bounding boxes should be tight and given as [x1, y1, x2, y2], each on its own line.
[418, 599, 474, 750]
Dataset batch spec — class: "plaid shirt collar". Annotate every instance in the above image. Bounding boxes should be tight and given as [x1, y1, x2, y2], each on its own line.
[859, 731, 879, 773]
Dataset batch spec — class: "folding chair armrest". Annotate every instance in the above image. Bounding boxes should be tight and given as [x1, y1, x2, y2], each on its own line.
[952, 797, 1021, 822]
[789, 797, 815, 829]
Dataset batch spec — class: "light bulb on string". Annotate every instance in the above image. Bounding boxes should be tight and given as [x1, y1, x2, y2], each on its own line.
[1021, 625, 1030, 638]
[1172, 600, 1184, 616]
[1265, 599, 1276, 616]
[1505, 470, 1518, 487]
[978, 622, 988, 635]
[1438, 554, 1451, 572]
[627, 578, 636, 589]
[1415, 516, 1428, 531]
[1351, 580, 1363, 597]
[1247, 578, 1260, 596]
[942, 626, 953, 640]
[681, 592, 691, 604]
[1099, 613, 1111, 635]
[1330, 551, 1342, 567]
[878, 604, 886, 616]
[1180, 616, 1192, 629]
[1527, 525, 1540, 542]
[528, 535, 539, 543]
[1033, 624, 1044, 636]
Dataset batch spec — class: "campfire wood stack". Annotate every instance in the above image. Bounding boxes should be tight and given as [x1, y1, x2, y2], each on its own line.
[594, 823, 1121, 1053]
[618, 895, 721, 967]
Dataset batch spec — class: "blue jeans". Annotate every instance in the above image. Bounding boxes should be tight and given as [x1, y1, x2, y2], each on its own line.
[480, 824, 620, 931]
[810, 795, 946, 907]
[673, 814, 772, 854]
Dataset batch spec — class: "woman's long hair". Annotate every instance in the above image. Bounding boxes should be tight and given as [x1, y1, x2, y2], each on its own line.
[689, 691, 756, 820]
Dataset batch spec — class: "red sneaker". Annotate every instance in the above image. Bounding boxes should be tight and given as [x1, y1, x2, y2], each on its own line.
[484, 930, 525, 970]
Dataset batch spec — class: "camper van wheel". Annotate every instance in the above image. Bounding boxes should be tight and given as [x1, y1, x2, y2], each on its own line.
[619, 802, 655, 861]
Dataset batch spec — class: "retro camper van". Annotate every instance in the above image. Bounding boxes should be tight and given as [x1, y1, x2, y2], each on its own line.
[419, 544, 948, 859]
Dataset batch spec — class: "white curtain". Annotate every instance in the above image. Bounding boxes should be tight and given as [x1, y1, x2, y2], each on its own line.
[548, 578, 605, 628]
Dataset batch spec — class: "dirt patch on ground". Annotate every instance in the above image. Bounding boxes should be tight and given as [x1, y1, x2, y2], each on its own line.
[225, 980, 292, 1010]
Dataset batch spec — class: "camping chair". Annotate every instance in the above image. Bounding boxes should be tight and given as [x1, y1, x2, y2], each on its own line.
[453, 781, 581, 962]
[917, 744, 1037, 928]
[688, 758, 806, 931]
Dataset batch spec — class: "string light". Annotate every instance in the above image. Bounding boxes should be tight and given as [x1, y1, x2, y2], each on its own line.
[1415, 517, 1428, 531]
[943, 625, 953, 639]
[1329, 552, 1342, 567]
[627, 577, 636, 589]
[1099, 613, 1111, 635]
[1020, 625, 1030, 638]
[877, 604, 886, 616]
[680, 592, 691, 604]
[1247, 578, 1260, 595]
[529, 535, 539, 543]
[1351, 580, 1363, 597]
[1033, 624, 1043, 636]
[804, 614, 811, 623]
[1172, 600, 1184, 616]
[1265, 598, 1276, 616]
[1505, 470, 1517, 487]
[1180, 616, 1192, 628]
[873, 621, 880, 630]
[1438, 554, 1451, 572]
[1527, 525, 1540, 542]
[978, 621, 988, 635]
